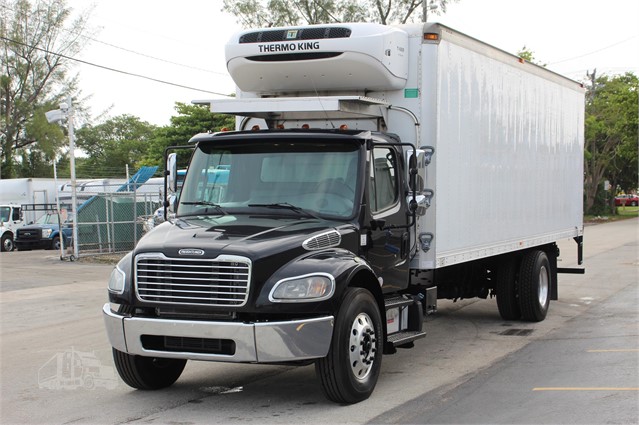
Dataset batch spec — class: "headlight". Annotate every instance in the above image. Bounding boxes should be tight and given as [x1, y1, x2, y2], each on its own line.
[269, 273, 335, 303]
[108, 253, 131, 294]
[108, 266, 126, 294]
[43, 228, 53, 238]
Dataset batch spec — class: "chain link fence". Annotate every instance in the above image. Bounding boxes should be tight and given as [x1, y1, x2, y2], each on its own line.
[68, 182, 164, 257]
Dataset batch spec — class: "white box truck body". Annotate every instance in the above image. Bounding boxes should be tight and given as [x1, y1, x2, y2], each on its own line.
[212, 22, 584, 271]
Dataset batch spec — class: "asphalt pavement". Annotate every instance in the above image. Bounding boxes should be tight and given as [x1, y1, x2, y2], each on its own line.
[0, 218, 637, 424]
[370, 245, 639, 424]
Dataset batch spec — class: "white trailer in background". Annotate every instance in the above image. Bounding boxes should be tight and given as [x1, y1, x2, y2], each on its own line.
[0, 178, 60, 221]
[104, 22, 585, 404]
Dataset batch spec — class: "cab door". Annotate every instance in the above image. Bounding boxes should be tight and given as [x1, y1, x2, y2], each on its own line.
[364, 145, 410, 292]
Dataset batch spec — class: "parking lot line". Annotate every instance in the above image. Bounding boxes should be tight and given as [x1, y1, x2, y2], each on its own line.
[533, 387, 639, 391]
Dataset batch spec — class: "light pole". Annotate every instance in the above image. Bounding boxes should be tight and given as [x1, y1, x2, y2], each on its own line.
[46, 96, 79, 260]
[422, 0, 438, 22]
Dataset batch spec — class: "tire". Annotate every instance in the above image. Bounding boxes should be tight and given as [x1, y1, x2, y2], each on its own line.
[495, 258, 521, 320]
[51, 236, 61, 251]
[518, 250, 551, 322]
[316, 287, 383, 404]
[1, 233, 14, 252]
[112, 348, 186, 390]
[631, 201, 638, 207]
[83, 376, 94, 390]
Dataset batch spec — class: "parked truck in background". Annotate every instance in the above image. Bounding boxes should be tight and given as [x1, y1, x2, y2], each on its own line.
[14, 204, 72, 251]
[103, 22, 585, 403]
[0, 204, 23, 252]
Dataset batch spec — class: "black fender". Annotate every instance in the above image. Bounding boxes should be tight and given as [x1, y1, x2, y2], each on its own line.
[256, 248, 381, 315]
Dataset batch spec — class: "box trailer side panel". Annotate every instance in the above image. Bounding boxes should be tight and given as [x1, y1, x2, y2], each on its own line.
[426, 36, 584, 268]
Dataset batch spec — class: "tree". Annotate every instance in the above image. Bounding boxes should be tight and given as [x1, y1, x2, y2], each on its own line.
[517, 46, 547, 67]
[583, 71, 638, 215]
[222, 0, 458, 27]
[0, 0, 93, 178]
[74, 115, 157, 178]
[13, 103, 66, 177]
[142, 102, 235, 167]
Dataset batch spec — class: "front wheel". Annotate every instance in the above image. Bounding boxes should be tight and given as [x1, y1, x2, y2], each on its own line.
[518, 250, 551, 322]
[112, 349, 186, 390]
[51, 236, 61, 251]
[316, 287, 383, 404]
[1, 233, 14, 252]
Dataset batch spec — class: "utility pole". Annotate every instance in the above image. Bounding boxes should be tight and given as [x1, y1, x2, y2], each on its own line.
[422, 0, 438, 22]
[47, 97, 79, 260]
[53, 161, 65, 260]
[66, 97, 79, 260]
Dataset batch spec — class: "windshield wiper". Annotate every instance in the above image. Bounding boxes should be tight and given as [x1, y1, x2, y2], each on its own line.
[248, 202, 321, 220]
[180, 201, 228, 215]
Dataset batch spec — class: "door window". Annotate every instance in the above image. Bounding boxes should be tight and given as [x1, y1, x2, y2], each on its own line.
[369, 148, 398, 213]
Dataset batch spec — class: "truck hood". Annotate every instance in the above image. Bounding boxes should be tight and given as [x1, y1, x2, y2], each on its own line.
[135, 215, 343, 260]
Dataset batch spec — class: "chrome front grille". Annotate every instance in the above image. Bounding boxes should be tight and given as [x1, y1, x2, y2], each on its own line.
[135, 253, 251, 307]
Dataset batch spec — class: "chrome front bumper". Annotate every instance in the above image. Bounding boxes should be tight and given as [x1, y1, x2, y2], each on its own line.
[103, 304, 334, 363]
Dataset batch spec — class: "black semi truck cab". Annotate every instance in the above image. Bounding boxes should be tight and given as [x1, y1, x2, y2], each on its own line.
[104, 129, 427, 403]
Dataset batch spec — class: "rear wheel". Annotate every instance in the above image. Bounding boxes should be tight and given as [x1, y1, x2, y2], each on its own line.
[495, 258, 521, 320]
[518, 250, 551, 322]
[112, 349, 186, 390]
[316, 287, 383, 404]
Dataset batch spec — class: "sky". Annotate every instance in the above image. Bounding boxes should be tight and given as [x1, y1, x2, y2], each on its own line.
[63, 0, 639, 127]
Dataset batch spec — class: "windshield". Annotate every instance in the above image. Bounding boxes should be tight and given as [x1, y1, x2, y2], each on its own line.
[177, 138, 360, 219]
[35, 213, 61, 225]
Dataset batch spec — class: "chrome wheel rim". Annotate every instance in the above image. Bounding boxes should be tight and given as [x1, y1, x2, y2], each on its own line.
[538, 265, 549, 307]
[348, 312, 377, 381]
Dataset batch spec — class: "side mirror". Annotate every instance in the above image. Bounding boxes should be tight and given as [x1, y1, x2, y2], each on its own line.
[167, 153, 178, 193]
[405, 149, 425, 192]
[166, 195, 177, 214]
